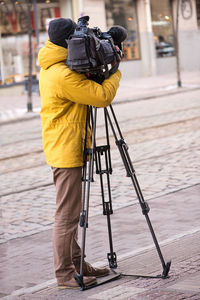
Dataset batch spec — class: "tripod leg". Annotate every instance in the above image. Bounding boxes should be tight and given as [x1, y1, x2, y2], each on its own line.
[105, 105, 171, 278]
[96, 145, 117, 269]
[75, 106, 122, 290]
[74, 108, 97, 290]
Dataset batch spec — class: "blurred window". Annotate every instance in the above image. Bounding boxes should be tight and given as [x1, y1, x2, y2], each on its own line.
[150, 0, 175, 58]
[105, 0, 140, 61]
[0, 0, 60, 85]
[0, 0, 60, 36]
[197, 0, 200, 27]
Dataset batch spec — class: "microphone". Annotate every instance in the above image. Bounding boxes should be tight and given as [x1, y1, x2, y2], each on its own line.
[107, 25, 128, 49]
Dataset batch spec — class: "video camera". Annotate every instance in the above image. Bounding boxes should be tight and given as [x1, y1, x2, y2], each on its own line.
[66, 16, 127, 81]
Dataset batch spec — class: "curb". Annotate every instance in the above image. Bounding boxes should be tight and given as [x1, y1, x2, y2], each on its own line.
[0, 86, 200, 126]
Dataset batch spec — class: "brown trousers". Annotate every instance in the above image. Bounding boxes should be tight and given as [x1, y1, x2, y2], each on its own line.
[52, 167, 82, 284]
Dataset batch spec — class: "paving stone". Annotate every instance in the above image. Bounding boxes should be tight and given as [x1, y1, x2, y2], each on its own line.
[0, 85, 200, 299]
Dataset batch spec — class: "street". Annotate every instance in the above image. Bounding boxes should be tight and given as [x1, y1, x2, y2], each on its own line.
[0, 85, 200, 299]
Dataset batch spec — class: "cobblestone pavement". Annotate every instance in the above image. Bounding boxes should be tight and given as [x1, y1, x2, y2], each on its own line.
[0, 86, 200, 299]
[0, 89, 200, 243]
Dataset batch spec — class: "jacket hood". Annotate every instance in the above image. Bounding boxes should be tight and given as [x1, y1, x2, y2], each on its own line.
[38, 40, 68, 70]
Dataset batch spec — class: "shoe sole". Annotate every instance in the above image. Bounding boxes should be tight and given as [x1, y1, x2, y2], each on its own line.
[58, 285, 79, 290]
[96, 273, 110, 278]
[58, 280, 97, 289]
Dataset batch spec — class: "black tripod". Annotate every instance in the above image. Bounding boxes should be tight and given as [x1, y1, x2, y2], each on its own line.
[74, 105, 171, 290]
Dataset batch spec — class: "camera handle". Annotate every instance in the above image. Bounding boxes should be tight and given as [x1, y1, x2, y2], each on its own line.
[95, 38, 120, 79]
[75, 105, 171, 290]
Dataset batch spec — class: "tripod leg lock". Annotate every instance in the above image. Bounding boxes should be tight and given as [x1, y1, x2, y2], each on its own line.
[107, 252, 117, 269]
[141, 201, 150, 215]
[103, 201, 113, 215]
[116, 138, 128, 149]
[80, 211, 88, 228]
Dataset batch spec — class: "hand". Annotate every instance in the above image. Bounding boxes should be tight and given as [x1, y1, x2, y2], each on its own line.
[111, 45, 121, 67]
[111, 57, 117, 68]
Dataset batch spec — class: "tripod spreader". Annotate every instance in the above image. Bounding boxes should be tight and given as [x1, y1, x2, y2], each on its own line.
[121, 259, 171, 279]
[80, 211, 88, 228]
[74, 271, 121, 291]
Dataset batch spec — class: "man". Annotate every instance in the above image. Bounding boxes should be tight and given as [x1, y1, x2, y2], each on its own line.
[38, 17, 121, 289]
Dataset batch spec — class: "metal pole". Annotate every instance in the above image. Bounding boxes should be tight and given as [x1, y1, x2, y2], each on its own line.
[175, 0, 182, 87]
[33, 0, 39, 45]
[0, 29, 5, 84]
[27, 0, 33, 112]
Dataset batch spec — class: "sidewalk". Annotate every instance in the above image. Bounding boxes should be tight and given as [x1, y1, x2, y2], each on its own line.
[1, 184, 200, 299]
[0, 70, 200, 123]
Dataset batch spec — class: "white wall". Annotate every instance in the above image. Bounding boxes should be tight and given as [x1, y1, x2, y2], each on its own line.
[156, 56, 176, 75]
[119, 60, 144, 79]
[137, 0, 156, 77]
[172, 0, 200, 72]
[60, 0, 73, 19]
[83, 0, 107, 30]
[179, 30, 200, 71]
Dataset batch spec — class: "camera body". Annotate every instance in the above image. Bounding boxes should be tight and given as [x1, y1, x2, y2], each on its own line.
[66, 16, 121, 80]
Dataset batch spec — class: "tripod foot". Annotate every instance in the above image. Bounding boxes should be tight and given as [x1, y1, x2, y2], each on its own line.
[74, 274, 85, 290]
[74, 274, 98, 290]
[162, 260, 171, 278]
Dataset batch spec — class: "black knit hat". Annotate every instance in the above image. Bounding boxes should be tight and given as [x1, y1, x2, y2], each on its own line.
[48, 18, 77, 48]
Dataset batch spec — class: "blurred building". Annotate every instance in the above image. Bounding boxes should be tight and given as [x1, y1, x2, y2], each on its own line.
[0, 0, 200, 85]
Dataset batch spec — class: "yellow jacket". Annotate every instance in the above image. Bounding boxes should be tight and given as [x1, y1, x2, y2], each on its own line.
[38, 40, 121, 168]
